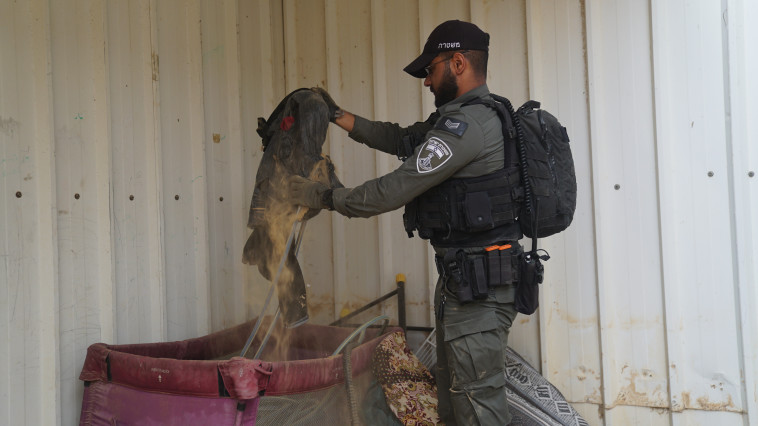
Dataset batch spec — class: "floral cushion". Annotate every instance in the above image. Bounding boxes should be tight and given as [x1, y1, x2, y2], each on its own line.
[372, 332, 440, 425]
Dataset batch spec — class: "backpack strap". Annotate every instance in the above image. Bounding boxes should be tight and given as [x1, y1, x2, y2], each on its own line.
[462, 96, 516, 168]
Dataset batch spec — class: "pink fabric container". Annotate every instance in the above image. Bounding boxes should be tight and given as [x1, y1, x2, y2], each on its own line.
[78, 318, 392, 425]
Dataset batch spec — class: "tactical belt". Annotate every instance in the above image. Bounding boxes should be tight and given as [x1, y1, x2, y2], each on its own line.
[435, 243, 522, 302]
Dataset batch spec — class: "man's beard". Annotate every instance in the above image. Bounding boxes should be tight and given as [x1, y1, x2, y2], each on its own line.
[433, 63, 459, 108]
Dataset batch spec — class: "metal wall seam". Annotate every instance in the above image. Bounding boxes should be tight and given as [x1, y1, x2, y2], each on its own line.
[237, 0, 287, 320]
[728, 0, 758, 424]
[583, 1, 613, 422]
[369, 0, 395, 315]
[321, 0, 349, 321]
[524, 2, 603, 422]
[49, 1, 114, 424]
[200, 0, 248, 330]
[32, 0, 61, 422]
[586, 0, 672, 423]
[148, 0, 168, 342]
[524, 0, 551, 380]
[223, 0, 247, 328]
[156, 0, 211, 340]
[106, 0, 166, 345]
[186, 0, 212, 337]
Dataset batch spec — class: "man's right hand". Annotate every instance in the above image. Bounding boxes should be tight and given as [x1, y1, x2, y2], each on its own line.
[311, 87, 342, 123]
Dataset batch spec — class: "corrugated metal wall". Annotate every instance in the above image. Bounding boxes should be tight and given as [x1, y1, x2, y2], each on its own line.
[1, 0, 755, 425]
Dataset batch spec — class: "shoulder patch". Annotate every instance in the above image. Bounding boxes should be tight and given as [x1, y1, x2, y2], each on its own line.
[434, 116, 468, 137]
[416, 137, 453, 173]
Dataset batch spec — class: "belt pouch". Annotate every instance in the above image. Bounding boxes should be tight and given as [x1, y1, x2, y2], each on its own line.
[487, 250, 501, 286]
[515, 252, 543, 315]
[499, 248, 513, 285]
[447, 250, 474, 303]
[465, 255, 489, 300]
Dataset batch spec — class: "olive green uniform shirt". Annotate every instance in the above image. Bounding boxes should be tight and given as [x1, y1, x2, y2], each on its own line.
[331, 84, 505, 220]
[332, 84, 519, 425]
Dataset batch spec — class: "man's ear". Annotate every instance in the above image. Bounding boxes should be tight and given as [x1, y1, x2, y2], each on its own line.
[451, 52, 467, 75]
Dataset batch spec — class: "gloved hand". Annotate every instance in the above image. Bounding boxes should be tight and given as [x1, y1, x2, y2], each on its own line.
[288, 175, 331, 210]
[311, 87, 342, 123]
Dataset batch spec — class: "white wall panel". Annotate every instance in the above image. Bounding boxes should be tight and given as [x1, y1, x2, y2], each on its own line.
[199, 0, 249, 331]
[586, 0, 669, 424]
[48, 1, 113, 423]
[155, 0, 212, 340]
[526, 2, 602, 424]
[729, 0, 758, 424]
[106, 0, 166, 346]
[2, 1, 756, 425]
[1, 1, 59, 425]
[652, 0, 748, 424]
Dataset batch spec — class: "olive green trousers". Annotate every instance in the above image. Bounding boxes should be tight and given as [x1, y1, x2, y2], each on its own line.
[434, 275, 518, 425]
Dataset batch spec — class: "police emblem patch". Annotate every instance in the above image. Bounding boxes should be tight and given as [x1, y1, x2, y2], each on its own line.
[416, 137, 453, 173]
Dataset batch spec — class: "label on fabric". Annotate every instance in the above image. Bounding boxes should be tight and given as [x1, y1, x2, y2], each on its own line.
[416, 137, 453, 173]
[434, 116, 468, 137]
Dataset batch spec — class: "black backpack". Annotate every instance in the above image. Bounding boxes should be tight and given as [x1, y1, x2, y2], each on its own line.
[480, 94, 577, 240]
[471, 94, 577, 314]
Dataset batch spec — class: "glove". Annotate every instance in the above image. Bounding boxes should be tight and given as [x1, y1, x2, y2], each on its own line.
[311, 87, 342, 123]
[288, 175, 332, 210]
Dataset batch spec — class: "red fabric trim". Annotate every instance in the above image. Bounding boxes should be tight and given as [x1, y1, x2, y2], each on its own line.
[217, 358, 271, 399]
[78, 344, 109, 382]
[78, 319, 399, 398]
[108, 350, 221, 397]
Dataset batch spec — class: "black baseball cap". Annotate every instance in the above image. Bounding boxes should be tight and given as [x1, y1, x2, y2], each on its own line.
[404, 20, 490, 78]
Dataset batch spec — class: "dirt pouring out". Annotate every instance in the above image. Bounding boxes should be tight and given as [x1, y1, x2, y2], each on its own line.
[242, 88, 343, 333]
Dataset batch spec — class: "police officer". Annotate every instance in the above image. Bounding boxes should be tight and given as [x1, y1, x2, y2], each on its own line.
[289, 20, 522, 425]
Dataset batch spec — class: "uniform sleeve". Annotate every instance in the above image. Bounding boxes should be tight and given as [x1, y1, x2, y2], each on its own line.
[332, 112, 484, 218]
[348, 113, 439, 156]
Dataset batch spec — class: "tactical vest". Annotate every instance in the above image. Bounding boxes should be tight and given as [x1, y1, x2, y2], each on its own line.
[403, 123, 523, 249]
